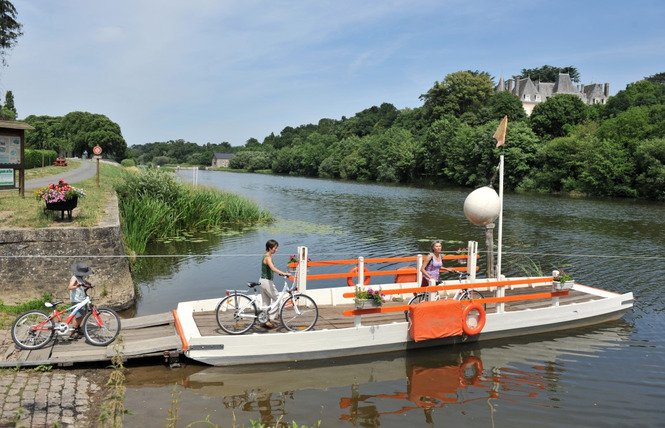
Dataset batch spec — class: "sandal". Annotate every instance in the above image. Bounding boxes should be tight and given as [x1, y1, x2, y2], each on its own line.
[262, 321, 275, 329]
[70, 328, 81, 340]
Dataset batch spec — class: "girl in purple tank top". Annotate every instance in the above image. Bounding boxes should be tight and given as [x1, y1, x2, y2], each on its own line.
[421, 240, 443, 286]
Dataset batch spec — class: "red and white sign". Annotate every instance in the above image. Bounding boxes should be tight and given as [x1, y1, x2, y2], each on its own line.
[93, 145, 102, 155]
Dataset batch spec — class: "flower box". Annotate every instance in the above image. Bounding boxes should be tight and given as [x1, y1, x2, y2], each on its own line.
[355, 298, 381, 309]
[553, 280, 574, 290]
[45, 196, 78, 220]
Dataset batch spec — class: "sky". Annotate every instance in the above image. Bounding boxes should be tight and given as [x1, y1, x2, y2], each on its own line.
[1, 0, 664, 148]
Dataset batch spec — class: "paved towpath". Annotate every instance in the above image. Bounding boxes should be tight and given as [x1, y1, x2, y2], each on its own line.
[0, 327, 108, 428]
[24, 159, 98, 190]
[0, 369, 103, 427]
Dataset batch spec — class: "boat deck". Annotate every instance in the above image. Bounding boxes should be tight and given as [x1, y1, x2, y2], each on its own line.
[193, 284, 602, 336]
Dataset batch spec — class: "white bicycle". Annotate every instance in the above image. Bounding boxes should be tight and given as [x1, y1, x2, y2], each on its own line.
[215, 273, 319, 334]
[404, 270, 485, 322]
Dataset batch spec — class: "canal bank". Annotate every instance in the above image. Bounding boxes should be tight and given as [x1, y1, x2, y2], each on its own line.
[0, 192, 135, 310]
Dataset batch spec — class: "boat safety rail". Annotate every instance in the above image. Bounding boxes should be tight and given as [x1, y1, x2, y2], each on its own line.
[342, 289, 570, 317]
[341, 276, 555, 299]
[290, 255, 477, 282]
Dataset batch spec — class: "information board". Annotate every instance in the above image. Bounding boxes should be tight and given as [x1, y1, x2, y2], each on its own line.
[0, 168, 13, 186]
[0, 135, 21, 165]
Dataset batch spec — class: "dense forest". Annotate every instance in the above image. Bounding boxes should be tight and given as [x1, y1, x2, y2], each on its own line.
[13, 67, 665, 201]
[131, 68, 665, 201]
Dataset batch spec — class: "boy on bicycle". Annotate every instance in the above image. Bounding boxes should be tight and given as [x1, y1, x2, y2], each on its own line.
[68, 261, 92, 339]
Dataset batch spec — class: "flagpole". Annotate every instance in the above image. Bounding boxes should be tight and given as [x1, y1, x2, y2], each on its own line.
[497, 154, 504, 279]
[492, 115, 507, 314]
[492, 115, 507, 281]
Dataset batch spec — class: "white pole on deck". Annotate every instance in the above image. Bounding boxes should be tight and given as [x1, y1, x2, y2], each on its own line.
[496, 155, 504, 279]
[496, 155, 505, 313]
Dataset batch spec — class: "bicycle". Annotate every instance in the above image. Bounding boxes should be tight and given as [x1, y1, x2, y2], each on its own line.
[404, 269, 485, 322]
[11, 283, 121, 350]
[215, 273, 319, 335]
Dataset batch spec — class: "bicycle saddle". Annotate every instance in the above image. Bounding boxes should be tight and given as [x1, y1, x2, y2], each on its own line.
[45, 300, 64, 307]
[247, 282, 261, 289]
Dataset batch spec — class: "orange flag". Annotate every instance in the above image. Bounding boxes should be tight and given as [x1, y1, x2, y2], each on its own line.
[493, 115, 508, 148]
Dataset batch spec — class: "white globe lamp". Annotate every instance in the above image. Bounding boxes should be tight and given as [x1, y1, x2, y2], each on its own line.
[464, 186, 500, 226]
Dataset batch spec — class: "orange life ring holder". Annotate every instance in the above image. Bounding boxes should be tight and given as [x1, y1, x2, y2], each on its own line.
[461, 303, 486, 336]
[347, 266, 371, 287]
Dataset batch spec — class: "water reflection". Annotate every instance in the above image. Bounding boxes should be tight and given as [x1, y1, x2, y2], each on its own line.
[125, 322, 630, 427]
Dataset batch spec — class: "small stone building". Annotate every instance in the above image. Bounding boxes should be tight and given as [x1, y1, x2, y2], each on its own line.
[211, 153, 234, 168]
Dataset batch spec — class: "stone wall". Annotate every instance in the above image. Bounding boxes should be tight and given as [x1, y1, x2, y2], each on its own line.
[0, 194, 134, 310]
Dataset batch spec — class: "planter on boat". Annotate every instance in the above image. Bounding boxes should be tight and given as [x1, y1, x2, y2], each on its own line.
[553, 280, 574, 290]
[355, 298, 380, 309]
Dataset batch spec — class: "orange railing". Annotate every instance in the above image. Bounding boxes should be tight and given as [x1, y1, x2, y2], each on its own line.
[340, 276, 563, 316]
[289, 254, 478, 283]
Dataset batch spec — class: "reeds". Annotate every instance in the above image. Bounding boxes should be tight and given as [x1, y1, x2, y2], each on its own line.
[116, 168, 272, 255]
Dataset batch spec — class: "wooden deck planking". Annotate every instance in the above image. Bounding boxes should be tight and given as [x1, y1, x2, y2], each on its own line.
[1, 312, 182, 368]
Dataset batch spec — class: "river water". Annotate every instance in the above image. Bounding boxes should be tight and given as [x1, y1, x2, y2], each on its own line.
[122, 170, 664, 427]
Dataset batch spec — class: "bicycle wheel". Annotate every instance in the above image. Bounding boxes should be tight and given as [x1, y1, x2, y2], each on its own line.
[280, 294, 318, 332]
[404, 293, 428, 322]
[11, 311, 54, 350]
[465, 290, 486, 309]
[83, 307, 121, 346]
[216, 294, 257, 334]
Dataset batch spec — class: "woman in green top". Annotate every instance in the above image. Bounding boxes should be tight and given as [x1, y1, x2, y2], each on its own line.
[260, 239, 289, 329]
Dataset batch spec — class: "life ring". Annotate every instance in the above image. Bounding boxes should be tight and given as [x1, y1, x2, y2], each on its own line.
[346, 266, 371, 287]
[458, 356, 484, 386]
[461, 303, 486, 336]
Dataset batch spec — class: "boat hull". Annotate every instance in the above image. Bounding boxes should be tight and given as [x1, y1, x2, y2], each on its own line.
[176, 283, 633, 367]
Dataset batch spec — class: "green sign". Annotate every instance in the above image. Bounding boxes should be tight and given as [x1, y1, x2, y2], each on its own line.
[0, 168, 14, 186]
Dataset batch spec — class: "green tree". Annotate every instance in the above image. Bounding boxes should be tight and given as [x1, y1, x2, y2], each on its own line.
[418, 115, 462, 180]
[0, 0, 22, 66]
[372, 128, 416, 182]
[476, 91, 527, 125]
[603, 80, 665, 118]
[419, 70, 494, 123]
[577, 137, 636, 197]
[339, 103, 399, 138]
[634, 138, 665, 200]
[3, 89, 15, 116]
[597, 105, 665, 152]
[529, 94, 588, 138]
[229, 151, 272, 171]
[519, 65, 580, 83]
[645, 72, 665, 85]
[61, 111, 128, 158]
[524, 136, 583, 193]
[24, 112, 128, 159]
[392, 106, 428, 139]
[318, 136, 363, 179]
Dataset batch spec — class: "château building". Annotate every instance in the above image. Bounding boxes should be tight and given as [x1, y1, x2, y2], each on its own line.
[496, 73, 610, 115]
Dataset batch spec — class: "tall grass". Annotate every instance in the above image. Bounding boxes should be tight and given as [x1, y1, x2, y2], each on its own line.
[116, 168, 272, 255]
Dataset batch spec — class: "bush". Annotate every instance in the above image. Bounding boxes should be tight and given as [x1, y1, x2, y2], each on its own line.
[120, 158, 136, 167]
[24, 149, 59, 169]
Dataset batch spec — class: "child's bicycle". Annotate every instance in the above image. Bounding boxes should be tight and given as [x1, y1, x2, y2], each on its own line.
[11, 283, 121, 350]
[215, 273, 319, 334]
[404, 269, 485, 322]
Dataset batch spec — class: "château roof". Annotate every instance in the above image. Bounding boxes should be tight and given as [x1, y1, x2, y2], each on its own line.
[553, 73, 578, 94]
